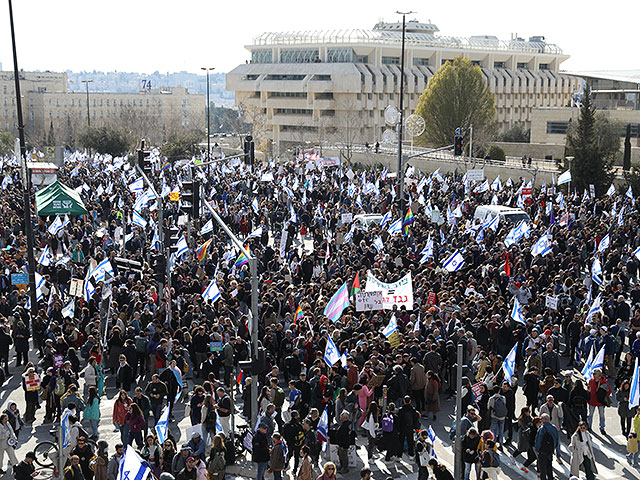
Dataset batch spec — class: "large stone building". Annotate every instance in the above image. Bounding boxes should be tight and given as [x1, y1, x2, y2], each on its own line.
[226, 19, 580, 153]
[1, 70, 205, 146]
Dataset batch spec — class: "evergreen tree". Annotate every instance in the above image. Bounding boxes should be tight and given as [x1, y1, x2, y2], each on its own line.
[565, 85, 615, 196]
[623, 123, 632, 171]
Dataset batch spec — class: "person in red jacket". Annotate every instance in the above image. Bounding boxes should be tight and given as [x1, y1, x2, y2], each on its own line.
[587, 369, 611, 434]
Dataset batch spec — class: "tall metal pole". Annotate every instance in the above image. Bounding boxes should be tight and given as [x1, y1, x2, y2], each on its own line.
[201, 67, 214, 162]
[8, 0, 37, 318]
[81, 79, 93, 127]
[468, 124, 473, 165]
[395, 11, 414, 214]
[454, 343, 464, 480]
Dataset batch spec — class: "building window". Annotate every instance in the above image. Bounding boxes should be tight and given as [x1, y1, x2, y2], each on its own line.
[546, 121, 568, 134]
[413, 58, 429, 66]
[316, 92, 334, 100]
[281, 125, 318, 132]
[517, 62, 528, 69]
[275, 108, 312, 115]
[382, 56, 400, 65]
[251, 49, 273, 64]
[327, 48, 355, 63]
[355, 54, 369, 63]
[243, 74, 260, 81]
[471, 60, 481, 66]
[494, 61, 505, 69]
[270, 92, 306, 98]
[280, 49, 319, 63]
[539, 63, 549, 70]
[320, 110, 335, 117]
[310, 75, 331, 81]
[265, 74, 306, 81]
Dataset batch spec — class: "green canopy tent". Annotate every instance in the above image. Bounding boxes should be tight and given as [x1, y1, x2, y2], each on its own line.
[35, 180, 88, 216]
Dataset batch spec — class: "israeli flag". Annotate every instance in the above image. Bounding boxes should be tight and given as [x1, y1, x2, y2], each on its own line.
[91, 258, 114, 283]
[380, 211, 392, 228]
[61, 411, 71, 448]
[475, 180, 489, 193]
[131, 210, 147, 229]
[597, 234, 610, 253]
[627, 186, 634, 200]
[343, 225, 355, 243]
[202, 280, 221, 303]
[324, 335, 341, 367]
[502, 343, 517, 384]
[151, 230, 162, 251]
[129, 177, 145, 192]
[117, 445, 151, 480]
[155, 406, 170, 444]
[373, 236, 384, 252]
[505, 220, 530, 247]
[174, 236, 189, 258]
[531, 234, 552, 257]
[483, 215, 500, 232]
[62, 299, 75, 319]
[252, 197, 260, 214]
[606, 184, 616, 197]
[591, 257, 603, 286]
[317, 407, 329, 443]
[634, 245, 640, 261]
[492, 176, 502, 192]
[558, 170, 571, 185]
[511, 297, 527, 325]
[38, 245, 53, 266]
[248, 227, 263, 239]
[420, 237, 434, 261]
[442, 249, 465, 272]
[585, 293, 603, 322]
[382, 314, 398, 338]
[200, 219, 214, 235]
[387, 219, 402, 236]
[581, 346, 595, 379]
[629, 358, 640, 409]
[584, 345, 606, 382]
[47, 216, 65, 235]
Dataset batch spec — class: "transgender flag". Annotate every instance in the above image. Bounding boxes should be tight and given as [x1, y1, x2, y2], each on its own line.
[324, 282, 350, 323]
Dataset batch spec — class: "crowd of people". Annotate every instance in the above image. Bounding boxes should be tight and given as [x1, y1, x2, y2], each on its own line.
[0, 148, 636, 480]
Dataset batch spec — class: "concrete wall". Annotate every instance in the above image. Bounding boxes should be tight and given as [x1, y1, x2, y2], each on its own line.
[492, 142, 566, 160]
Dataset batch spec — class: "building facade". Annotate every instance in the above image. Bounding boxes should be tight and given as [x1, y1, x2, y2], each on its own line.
[1, 71, 205, 147]
[226, 20, 580, 152]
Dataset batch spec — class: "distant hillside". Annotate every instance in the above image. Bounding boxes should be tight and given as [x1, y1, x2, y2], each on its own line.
[66, 70, 233, 106]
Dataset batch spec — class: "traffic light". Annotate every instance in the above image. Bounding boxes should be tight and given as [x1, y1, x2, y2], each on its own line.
[243, 135, 255, 165]
[165, 226, 180, 254]
[181, 181, 200, 219]
[151, 254, 166, 283]
[138, 140, 152, 175]
[454, 135, 464, 156]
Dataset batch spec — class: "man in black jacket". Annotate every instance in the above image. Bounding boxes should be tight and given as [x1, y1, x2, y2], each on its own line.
[0, 325, 12, 376]
[282, 410, 304, 475]
[252, 423, 270, 480]
[397, 395, 419, 457]
[115, 355, 134, 393]
[336, 411, 352, 474]
[13, 452, 36, 480]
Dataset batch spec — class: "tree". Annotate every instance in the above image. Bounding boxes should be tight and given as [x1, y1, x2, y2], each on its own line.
[160, 131, 202, 162]
[0, 131, 14, 156]
[47, 120, 55, 146]
[624, 123, 632, 171]
[563, 85, 616, 196]
[78, 125, 134, 157]
[486, 145, 506, 162]
[498, 123, 530, 143]
[414, 56, 497, 148]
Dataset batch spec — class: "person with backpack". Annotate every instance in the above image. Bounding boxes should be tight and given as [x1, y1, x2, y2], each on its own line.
[512, 408, 539, 472]
[487, 386, 507, 448]
[361, 401, 380, 462]
[268, 432, 287, 480]
[480, 439, 500, 480]
[206, 434, 226, 480]
[461, 427, 482, 480]
[64, 455, 86, 480]
[282, 410, 304, 475]
[381, 403, 399, 462]
[535, 413, 559, 480]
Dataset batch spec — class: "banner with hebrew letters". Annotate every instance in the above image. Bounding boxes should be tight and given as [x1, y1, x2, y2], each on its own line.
[364, 271, 414, 310]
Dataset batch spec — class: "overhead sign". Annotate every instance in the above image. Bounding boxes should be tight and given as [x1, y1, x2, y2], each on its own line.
[467, 169, 484, 182]
[355, 291, 383, 312]
[364, 271, 414, 310]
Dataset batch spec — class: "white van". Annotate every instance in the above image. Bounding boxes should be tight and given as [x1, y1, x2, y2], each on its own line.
[474, 205, 531, 225]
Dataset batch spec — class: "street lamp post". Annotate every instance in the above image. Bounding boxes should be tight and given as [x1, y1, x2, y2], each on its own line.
[7, 0, 38, 318]
[201, 67, 215, 162]
[396, 11, 415, 214]
[81, 79, 93, 127]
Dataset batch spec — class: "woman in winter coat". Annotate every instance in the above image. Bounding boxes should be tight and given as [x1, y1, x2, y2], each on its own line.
[361, 401, 380, 460]
[207, 434, 226, 480]
[297, 445, 313, 480]
[568, 379, 589, 424]
[569, 421, 597, 480]
[0, 413, 18, 474]
[83, 387, 101, 439]
[93, 440, 109, 480]
[616, 379, 637, 437]
[161, 439, 177, 474]
[513, 409, 539, 470]
[142, 434, 162, 478]
[112, 389, 132, 445]
[201, 394, 218, 448]
[424, 371, 441, 421]
[475, 384, 491, 433]
[12, 321, 30, 367]
[461, 427, 483, 480]
[125, 403, 146, 449]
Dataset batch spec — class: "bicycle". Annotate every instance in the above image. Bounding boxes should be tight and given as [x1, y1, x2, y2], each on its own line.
[34, 428, 98, 468]
[234, 423, 253, 456]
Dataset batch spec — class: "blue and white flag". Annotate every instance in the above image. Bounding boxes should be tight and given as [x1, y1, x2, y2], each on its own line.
[117, 445, 151, 480]
[597, 234, 610, 253]
[607, 184, 616, 197]
[202, 280, 221, 303]
[387, 219, 402, 236]
[155, 406, 170, 444]
[558, 170, 571, 185]
[502, 343, 517, 383]
[475, 180, 489, 193]
[583, 345, 606, 382]
[151, 230, 162, 251]
[47, 216, 65, 235]
[630, 358, 640, 409]
[581, 346, 595, 379]
[531, 234, 552, 257]
[62, 299, 75, 319]
[61, 411, 71, 448]
[634, 245, 640, 261]
[491, 176, 502, 192]
[627, 186, 634, 201]
[382, 314, 398, 338]
[91, 258, 114, 283]
[504, 221, 530, 247]
[38, 245, 53, 267]
[585, 293, 602, 322]
[324, 335, 341, 367]
[483, 215, 500, 232]
[373, 236, 384, 252]
[317, 407, 329, 443]
[131, 210, 147, 229]
[442, 249, 465, 272]
[420, 237, 434, 262]
[380, 211, 392, 228]
[591, 257, 603, 286]
[511, 297, 527, 325]
[252, 198, 260, 215]
[200, 219, 214, 235]
[128, 177, 144, 192]
[247, 227, 263, 239]
[174, 236, 189, 258]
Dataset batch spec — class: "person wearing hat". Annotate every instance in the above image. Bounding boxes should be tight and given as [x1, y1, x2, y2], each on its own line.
[13, 451, 36, 480]
[252, 423, 270, 480]
[175, 456, 197, 480]
[187, 431, 205, 458]
[172, 444, 191, 477]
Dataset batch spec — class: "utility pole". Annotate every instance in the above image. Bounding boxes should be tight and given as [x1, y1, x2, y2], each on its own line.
[468, 124, 474, 165]
[395, 10, 414, 214]
[201, 67, 214, 162]
[8, 0, 37, 318]
[454, 343, 464, 480]
[81, 79, 93, 127]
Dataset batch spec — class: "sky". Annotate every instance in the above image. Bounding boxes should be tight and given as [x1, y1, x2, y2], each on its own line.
[0, 0, 635, 75]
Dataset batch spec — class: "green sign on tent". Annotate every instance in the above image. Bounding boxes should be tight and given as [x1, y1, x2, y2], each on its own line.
[35, 180, 88, 216]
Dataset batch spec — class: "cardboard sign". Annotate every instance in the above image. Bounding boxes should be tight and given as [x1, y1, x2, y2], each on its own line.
[355, 291, 383, 312]
[367, 374, 386, 389]
[467, 169, 485, 182]
[364, 271, 414, 310]
[53, 354, 64, 369]
[70, 278, 84, 298]
[341, 213, 353, 224]
[471, 382, 483, 398]
[545, 295, 558, 310]
[25, 374, 41, 391]
[388, 332, 401, 349]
